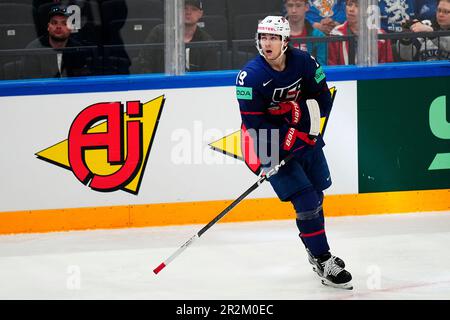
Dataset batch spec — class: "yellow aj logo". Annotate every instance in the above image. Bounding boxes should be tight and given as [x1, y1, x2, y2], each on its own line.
[35, 95, 165, 194]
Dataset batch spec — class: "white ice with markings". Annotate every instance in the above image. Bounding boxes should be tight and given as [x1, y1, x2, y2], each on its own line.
[0, 211, 449, 299]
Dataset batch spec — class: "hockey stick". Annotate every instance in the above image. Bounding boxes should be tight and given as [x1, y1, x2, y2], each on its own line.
[153, 153, 294, 275]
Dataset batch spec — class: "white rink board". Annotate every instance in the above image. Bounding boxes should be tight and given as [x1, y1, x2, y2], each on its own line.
[0, 81, 357, 212]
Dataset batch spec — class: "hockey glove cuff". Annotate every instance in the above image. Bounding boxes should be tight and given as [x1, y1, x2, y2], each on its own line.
[283, 128, 317, 153]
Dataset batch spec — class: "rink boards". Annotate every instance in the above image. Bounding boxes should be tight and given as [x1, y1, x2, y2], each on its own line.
[0, 62, 449, 234]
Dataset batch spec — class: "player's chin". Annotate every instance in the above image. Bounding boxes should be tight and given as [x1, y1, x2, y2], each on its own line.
[265, 54, 281, 61]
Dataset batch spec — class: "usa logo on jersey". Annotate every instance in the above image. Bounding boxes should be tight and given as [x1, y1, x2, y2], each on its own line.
[272, 77, 302, 102]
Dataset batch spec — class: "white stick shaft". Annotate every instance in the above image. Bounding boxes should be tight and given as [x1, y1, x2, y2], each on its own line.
[165, 234, 199, 265]
[153, 234, 199, 274]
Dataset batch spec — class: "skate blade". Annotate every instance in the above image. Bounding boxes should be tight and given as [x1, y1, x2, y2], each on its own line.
[321, 279, 353, 290]
[311, 266, 322, 274]
[311, 266, 324, 278]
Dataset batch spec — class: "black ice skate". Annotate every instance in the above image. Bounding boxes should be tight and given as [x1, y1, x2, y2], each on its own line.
[309, 252, 353, 290]
[306, 248, 345, 272]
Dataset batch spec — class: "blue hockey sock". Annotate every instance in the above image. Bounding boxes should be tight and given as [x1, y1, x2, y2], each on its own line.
[295, 218, 330, 257]
[317, 191, 325, 226]
[292, 189, 330, 257]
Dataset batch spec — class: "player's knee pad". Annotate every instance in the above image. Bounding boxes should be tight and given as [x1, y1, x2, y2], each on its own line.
[291, 187, 322, 221]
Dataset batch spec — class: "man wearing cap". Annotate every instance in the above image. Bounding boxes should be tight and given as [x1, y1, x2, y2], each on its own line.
[23, 5, 93, 78]
[138, 0, 218, 73]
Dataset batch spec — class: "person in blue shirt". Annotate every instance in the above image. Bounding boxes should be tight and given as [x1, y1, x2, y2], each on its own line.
[235, 16, 353, 290]
[285, 0, 328, 65]
[306, 0, 347, 34]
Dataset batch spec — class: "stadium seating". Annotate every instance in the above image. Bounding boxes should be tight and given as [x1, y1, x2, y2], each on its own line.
[0, 3, 34, 24]
[226, 0, 281, 42]
[101, 0, 163, 23]
[201, 0, 227, 15]
[198, 15, 228, 41]
[0, 0, 289, 79]
[226, 0, 281, 16]
[232, 13, 274, 40]
[109, 18, 163, 45]
[2, 59, 23, 80]
[0, 0, 33, 5]
[0, 24, 37, 49]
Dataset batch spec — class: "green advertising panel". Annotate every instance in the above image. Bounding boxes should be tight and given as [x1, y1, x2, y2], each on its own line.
[358, 77, 450, 193]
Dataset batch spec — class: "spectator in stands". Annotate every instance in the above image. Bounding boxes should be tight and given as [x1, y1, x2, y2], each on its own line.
[285, 0, 328, 65]
[379, 0, 417, 32]
[23, 5, 93, 78]
[306, 0, 347, 35]
[396, 0, 450, 60]
[328, 0, 394, 65]
[138, 0, 218, 73]
[33, 0, 99, 44]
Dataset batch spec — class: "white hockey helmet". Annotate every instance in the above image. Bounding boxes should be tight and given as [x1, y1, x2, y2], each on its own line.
[255, 16, 290, 57]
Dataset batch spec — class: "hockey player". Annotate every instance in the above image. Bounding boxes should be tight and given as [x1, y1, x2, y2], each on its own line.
[235, 16, 352, 289]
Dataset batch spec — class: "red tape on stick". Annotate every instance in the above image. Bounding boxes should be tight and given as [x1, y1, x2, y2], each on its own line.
[153, 263, 166, 274]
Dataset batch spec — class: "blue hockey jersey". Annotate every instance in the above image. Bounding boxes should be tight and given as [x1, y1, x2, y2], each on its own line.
[236, 48, 332, 174]
[379, 0, 416, 32]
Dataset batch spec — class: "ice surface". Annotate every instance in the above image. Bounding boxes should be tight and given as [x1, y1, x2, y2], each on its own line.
[0, 211, 449, 300]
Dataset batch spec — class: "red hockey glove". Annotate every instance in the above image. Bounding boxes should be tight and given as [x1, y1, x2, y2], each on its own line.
[282, 128, 317, 158]
[267, 101, 301, 126]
